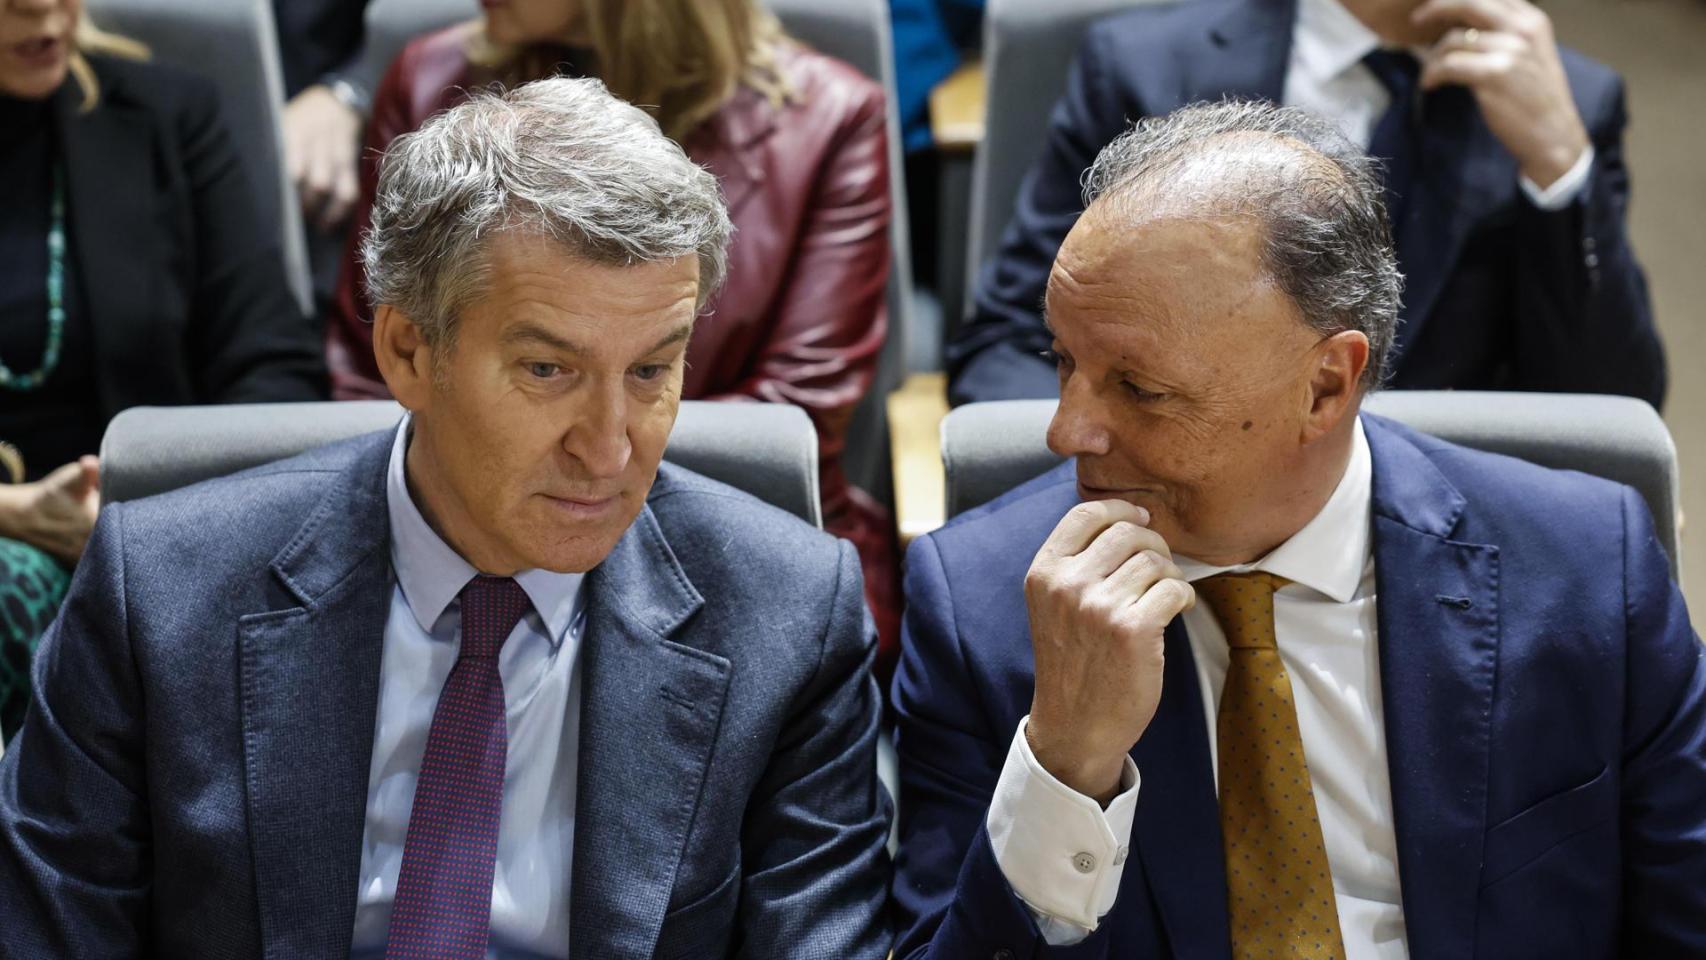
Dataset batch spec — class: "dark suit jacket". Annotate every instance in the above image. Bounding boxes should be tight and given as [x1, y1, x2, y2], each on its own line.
[0, 430, 892, 958]
[52, 55, 326, 417]
[270, 0, 369, 99]
[949, 0, 1665, 410]
[891, 415, 1706, 958]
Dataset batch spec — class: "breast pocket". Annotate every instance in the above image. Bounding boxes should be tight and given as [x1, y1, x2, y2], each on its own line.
[653, 863, 741, 960]
[1480, 764, 1616, 887]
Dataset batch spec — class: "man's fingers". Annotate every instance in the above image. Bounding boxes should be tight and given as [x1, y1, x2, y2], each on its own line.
[1039, 499, 1151, 560]
[1419, 49, 1513, 90]
[1412, 0, 1513, 32]
[1095, 549, 1183, 606]
[1125, 576, 1197, 625]
[1073, 521, 1172, 580]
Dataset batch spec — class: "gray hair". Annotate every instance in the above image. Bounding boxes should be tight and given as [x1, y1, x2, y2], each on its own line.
[362, 76, 733, 347]
[1081, 100, 1402, 387]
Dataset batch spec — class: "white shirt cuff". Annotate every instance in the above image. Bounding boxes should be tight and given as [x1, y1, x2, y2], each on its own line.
[986, 716, 1140, 945]
[1519, 145, 1595, 211]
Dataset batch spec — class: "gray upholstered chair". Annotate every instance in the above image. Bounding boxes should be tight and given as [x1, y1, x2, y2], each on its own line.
[941, 392, 1684, 579]
[86, 0, 312, 316]
[100, 401, 823, 527]
[343, 0, 479, 102]
[964, 0, 1152, 319]
[767, 0, 916, 508]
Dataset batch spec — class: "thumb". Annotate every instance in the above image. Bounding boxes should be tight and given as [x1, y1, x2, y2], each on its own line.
[79, 456, 102, 502]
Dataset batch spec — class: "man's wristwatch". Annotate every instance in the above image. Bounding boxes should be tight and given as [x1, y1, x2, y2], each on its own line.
[326, 77, 372, 118]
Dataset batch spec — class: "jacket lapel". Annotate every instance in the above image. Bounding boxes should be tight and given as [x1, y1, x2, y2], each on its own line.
[569, 506, 729, 957]
[1388, 88, 1512, 365]
[1197, 0, 1294, 105]
[51, 76, 157, 418]
[1363, 414, 1499, 959]
[1129, 620, 1233, 960]
[238, 433, 395, 958]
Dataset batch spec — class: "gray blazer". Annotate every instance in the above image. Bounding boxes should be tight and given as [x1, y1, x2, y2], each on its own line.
[0, 430, 892, 958]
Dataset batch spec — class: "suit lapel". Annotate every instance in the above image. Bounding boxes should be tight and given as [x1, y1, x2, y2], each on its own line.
[1197, 0, 1294, 105]
[569, 506, 729, 957]
[51, 77, 157, 417]
[1129, 620, 1233, 960]
[238, 433, 395, 958]
[1364, 415, 1499, 959]
[1389, 89, 1512, 364]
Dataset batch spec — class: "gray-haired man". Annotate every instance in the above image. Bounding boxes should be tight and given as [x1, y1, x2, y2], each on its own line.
[892, 100, 1705, 958]
[0, 78, 892, 959]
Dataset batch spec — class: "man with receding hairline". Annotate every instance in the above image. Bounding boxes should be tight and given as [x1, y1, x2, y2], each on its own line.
[891, 101, 1706, 959]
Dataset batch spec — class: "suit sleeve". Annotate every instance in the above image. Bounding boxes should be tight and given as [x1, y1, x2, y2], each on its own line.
[700, 81, 890, 488]
[947, 23, 1137, 407]
[178, 76, 328, 403]
[1616, 487, 1706, 953]
[325, 48, 419, 400]
[0, 507, 151, 957]
[1510, 75, 1665, 408]
[892, 534, 1116, 959]
[735, 539, 893, 958]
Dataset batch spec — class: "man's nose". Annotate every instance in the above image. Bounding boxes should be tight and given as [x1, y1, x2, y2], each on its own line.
[1046, 375, 1113, 459]
[563, 382, 632, 480]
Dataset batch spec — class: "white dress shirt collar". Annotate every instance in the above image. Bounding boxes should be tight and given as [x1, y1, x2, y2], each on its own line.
[1175, 415, 1373, 603]
[385, 416, 583, 646]
[1293, 0, 1385, 89]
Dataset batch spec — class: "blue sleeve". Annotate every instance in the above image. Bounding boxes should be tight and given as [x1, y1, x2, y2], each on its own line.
[0, 506, 151, 957]
[891, 535, 1114, 959]
[1616, 486, 1706, 953]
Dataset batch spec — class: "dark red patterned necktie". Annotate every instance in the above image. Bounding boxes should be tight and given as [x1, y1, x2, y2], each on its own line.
[385, 576, 531, 960]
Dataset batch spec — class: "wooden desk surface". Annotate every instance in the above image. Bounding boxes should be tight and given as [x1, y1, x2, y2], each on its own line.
[929, 59, 987, 153]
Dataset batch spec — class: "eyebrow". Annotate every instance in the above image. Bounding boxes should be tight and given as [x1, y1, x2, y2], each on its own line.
[502, 320, 694, 358]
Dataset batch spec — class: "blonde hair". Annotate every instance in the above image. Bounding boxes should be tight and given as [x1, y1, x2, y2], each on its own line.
[469, 0, 792, 142]
[69, 17, 151, 112]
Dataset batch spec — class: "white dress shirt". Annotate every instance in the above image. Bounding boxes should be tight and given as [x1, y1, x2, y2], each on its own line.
[990, 419, 1412, 959]
[349, 418, 586, 960]
[1286, 0, 1593, 209]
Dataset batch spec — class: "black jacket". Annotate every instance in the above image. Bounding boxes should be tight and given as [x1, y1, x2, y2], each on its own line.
[950, 0, 1665, 409]
[50, 55, 326, 419]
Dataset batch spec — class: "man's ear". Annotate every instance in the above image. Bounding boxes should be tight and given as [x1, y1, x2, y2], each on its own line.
[373, 304, 435, 411]
[1301, 330, 1369, 444]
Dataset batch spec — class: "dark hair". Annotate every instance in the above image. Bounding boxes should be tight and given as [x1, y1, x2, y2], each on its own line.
[1082, 99, 1403, 387]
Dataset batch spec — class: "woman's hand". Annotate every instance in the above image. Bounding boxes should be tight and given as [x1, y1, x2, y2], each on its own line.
[0, 456, 101, 564]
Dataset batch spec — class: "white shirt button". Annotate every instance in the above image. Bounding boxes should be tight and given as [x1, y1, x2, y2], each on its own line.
[1114, 845, 1129, 866]
[1072, 852, 1097, 874]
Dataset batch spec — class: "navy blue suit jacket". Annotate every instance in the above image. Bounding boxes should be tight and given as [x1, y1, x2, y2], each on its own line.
[0, 430, 892, 958]
[949, 0, 1665, 410]
[892, 415, 1706, 958]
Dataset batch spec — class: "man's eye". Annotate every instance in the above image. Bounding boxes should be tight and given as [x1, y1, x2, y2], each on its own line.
[633, 364, 666, 382]
[527, 362, 561, 379]
[1123, 381, 1165, 402]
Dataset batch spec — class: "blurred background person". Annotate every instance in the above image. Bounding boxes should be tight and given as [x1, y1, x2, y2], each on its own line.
[0, 0, 326, 738]
[948, 0, 1667, 411]
[275, 0, 373, 244]
[324, 0, 902, 657]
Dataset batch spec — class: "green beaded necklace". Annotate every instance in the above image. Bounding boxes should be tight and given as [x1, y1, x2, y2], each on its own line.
[0, 165, 66, 392]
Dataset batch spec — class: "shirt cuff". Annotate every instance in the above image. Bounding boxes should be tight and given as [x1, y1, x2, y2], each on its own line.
[986, 716, 1140, 945]
[1519, 145, 1595, 211]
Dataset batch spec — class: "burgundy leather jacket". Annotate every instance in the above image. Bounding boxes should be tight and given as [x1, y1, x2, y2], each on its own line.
[325, 26, 900, 653]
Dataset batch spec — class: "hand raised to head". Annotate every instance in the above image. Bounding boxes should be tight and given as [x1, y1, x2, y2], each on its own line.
[1025, 499, 1195, 804]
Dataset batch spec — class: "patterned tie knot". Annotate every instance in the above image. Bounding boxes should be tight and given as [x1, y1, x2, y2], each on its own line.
[457, 575, 531, 660]
[1195, 571, 1291, 650]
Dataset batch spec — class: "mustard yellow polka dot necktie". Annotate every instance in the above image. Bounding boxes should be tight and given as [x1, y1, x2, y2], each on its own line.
[1196, 571, 1346, 960]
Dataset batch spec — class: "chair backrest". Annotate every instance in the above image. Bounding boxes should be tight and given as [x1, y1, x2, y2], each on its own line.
[941, 392, 1683, 578]
[86, 0, 312, 316]
[101, 401, 824, 528]
[964, 0, 1147, 318]
[767, 0, 915, 505]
